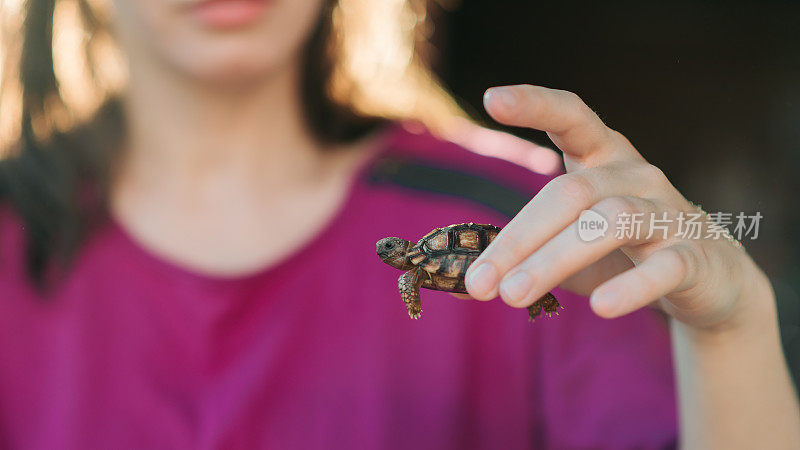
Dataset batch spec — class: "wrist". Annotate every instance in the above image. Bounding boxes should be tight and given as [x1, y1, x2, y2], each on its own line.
[687, 255, 778, 342]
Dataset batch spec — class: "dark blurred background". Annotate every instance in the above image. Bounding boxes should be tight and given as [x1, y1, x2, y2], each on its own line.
[432, 0, 800, 383]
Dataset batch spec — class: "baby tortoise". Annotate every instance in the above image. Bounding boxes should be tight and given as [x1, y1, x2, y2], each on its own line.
[376, 223, 562, 322]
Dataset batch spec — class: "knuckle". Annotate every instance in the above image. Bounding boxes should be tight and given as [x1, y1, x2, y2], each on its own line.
[608, 129, 634, 148]
[558, 89, 584, 106]
[593, 196, 639, 220]
[563, 92, 594, 126]
[661, 245, 701, 293]
[550, 173, 596, 208]
[638, 163, 670, 187]
[667, 243, 701, 276]
[662, 247, 686, 273]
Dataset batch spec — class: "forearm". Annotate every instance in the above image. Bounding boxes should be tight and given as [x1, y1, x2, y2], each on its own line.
[672, 267, 800, 449]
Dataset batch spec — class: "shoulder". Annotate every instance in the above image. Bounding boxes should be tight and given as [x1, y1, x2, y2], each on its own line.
[363, 120, 563, 219]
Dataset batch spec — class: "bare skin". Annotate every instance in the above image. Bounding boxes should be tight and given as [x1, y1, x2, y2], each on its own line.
[464, 84, 800, 449]
[110, 0, 379, 277]
[112, 59, 377, 276]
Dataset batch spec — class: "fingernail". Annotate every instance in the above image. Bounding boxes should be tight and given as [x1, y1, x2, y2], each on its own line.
[485, 87, 517, 109]
[466, 262, 498, 297]
[500, 271, 532, 305]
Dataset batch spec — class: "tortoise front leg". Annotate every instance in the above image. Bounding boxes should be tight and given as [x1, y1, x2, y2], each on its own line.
[398, 269, 424, 319]
[527, 292, 563, 323]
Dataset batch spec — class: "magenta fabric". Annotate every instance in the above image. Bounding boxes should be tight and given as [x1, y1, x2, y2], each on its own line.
[0, 124, 677, 449]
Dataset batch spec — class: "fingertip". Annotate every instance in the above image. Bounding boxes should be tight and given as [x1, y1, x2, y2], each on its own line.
[498, 270, 534, 308]
[482, 89, 499, 119]
[465, 261, 499, 301]
[483, 86, 519, 122]
[466, 283, 499, 302]
[589, 287, 621, 319]
[482, 88, 494, 107]
[469, 287, 499, 302]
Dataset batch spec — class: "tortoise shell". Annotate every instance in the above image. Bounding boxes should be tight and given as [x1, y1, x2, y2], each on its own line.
[405, 223, 500, 294]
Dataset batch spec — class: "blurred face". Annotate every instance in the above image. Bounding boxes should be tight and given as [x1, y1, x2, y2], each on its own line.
[111, 0, 326, 83]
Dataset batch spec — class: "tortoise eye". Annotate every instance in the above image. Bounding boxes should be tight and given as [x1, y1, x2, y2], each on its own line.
[386, 242, 395, 249]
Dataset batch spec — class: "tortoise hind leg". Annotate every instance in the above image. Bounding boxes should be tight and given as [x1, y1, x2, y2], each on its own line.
[398, 269, 424, 319]
[528, 292, 563, 323]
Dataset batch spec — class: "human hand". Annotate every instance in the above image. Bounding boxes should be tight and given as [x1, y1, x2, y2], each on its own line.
[464, 85, 774, 332]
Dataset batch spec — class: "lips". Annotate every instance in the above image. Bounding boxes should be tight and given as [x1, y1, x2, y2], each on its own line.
[188, 0, 272, 28]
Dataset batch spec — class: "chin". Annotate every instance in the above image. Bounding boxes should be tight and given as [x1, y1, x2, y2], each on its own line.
[180, 55, 283, 85]
[163, 36, 295, 84]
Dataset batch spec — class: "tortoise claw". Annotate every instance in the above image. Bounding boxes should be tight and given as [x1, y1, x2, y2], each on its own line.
[407, 308, 422, 320]
[527, 304, 542, 323]
[527, 292, 562, 324]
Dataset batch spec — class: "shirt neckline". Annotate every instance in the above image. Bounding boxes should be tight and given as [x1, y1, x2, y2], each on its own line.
[107, 123, 400, 288]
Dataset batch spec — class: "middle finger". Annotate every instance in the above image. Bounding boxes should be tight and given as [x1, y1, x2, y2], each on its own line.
[465, 162, 663, 300]
[498, 196, 659, 308]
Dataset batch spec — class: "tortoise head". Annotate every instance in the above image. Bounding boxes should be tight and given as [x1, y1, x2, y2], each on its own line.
[376, 237, 412, 270]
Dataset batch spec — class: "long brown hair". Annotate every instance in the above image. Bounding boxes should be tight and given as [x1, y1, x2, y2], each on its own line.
[0, 0, 464, 288]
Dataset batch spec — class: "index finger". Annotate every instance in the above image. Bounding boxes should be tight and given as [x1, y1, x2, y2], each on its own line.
[483, 85, 639, 163]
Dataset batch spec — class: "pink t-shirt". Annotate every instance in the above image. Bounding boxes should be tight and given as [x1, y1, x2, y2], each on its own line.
[0, 124, 676, 449]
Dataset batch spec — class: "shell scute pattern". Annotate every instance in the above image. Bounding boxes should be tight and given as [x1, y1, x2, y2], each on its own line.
[411, 223, 501, 289]
[423, 230, 449, 252]
[457, 229, 481, 250]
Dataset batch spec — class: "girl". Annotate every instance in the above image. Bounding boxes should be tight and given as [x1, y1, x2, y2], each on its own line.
[0, 0, 797, 448]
